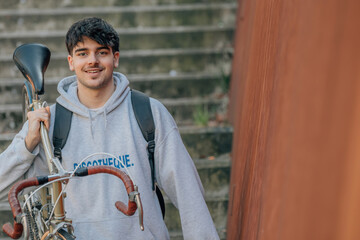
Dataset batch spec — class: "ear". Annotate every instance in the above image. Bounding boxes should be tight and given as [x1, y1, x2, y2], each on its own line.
[113, 51, 120, 68]
[67, 55, 74, 71]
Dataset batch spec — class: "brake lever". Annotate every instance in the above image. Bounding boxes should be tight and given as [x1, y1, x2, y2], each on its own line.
[130, 185, 144, 231]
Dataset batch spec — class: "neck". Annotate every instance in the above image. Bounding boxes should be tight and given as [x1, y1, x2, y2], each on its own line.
[77, 79, 116, 109]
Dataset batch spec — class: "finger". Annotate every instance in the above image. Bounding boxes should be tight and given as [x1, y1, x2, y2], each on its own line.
[36, 107, 50, 115]
[27, 111, 51, 130]
[28, 112, 49, 122]
[44, 117, 50, 130]
[37, 113, 50, 130]
[27, 108, 48, 118]
[45, 106, 50, 115]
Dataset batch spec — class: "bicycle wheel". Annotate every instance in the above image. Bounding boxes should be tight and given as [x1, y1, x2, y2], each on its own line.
[22, 81, 33, 123]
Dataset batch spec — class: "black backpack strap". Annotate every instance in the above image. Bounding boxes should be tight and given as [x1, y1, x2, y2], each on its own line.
[131, 89, 165, 218]
[53, 103, 73, 162]
[155, 185, 165, 218]
[131, 90, 156, 188]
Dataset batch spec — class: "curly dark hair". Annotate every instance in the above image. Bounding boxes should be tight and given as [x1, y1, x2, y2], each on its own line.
[65, 17, 119, 55]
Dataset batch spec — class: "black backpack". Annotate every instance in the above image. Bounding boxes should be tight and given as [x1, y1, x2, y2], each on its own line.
[52, 89, 165, 218]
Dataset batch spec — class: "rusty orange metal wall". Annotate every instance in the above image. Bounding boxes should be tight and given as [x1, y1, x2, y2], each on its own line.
[227, 0, 360, 239]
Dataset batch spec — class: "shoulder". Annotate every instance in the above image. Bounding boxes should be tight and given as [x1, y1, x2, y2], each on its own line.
[147, 97, 180, 146]
[149, 97, 177, 128]
[129, 90, 178, 138]
[130, 90, 171, 122]
[149, 97, 166, 113]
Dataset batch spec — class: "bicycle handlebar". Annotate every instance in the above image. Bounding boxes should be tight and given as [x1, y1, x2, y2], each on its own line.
[74, 166, 140, 216]
[2, 176, 60, 239]
[3, 166, 144, 239]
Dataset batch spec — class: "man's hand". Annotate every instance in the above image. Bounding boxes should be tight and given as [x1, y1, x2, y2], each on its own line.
[25, 106, 50, 152]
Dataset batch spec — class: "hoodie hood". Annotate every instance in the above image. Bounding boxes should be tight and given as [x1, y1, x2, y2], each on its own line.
[56, 72, 130, 118]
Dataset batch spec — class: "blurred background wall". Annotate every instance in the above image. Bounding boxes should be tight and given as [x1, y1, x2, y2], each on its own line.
[227, 0, 360, 239]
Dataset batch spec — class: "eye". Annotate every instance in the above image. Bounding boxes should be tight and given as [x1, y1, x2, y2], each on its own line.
[77, 52, 87, 57]
[98, 51, 108, 56]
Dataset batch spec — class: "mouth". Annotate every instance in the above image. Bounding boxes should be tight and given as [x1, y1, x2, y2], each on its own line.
[85, 68, 103, 74]
[84, 68, 104, 79]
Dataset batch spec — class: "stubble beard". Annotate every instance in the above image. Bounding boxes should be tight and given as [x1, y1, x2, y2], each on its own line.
[77, 75, 111, 90]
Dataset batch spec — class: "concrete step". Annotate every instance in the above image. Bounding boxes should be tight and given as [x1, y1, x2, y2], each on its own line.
[194, 153, 231, 196]
[0, 48, 233, 78]
[2, 0, 236, 9]
[179, 126, 233, 159]
[0, 3, 237, 32]
[0, 72, 226, 103]
[0, 25, 234, 55]
[0, 125, 233, 159]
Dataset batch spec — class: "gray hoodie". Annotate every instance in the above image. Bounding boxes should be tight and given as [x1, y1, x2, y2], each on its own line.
[0, 72, 219, 239]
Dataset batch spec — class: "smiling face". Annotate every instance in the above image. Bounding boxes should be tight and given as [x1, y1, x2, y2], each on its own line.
[67, 36, 120, 92]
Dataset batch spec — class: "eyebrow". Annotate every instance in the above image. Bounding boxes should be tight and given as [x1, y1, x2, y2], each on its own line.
[74, 46, 110, 53]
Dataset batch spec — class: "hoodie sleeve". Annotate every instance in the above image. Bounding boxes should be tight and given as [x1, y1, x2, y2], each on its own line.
[0, 121, 39, 201]
[153, 102, 220, 239]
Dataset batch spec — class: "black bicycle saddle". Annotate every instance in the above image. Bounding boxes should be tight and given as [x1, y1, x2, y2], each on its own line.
[13, 43, 51, 95]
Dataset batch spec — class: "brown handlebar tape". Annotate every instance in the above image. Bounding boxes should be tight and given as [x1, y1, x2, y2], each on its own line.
[3, 178, 34, 238]
[2, 176, 59, 239]
[3, 177, 39, 238]
[2, 222, 23, 239]
[85, 166, 137, 216]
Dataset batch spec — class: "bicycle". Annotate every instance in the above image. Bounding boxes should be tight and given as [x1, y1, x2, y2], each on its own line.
[2, 43, 144, 239]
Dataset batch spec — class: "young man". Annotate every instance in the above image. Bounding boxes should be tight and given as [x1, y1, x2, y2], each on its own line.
[0, 17, 220, 239]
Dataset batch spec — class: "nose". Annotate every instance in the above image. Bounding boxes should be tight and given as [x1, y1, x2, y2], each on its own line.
[88, 52, 99, 65]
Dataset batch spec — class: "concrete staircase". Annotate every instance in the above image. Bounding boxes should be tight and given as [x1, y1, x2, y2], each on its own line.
[0, 0, 236, 239]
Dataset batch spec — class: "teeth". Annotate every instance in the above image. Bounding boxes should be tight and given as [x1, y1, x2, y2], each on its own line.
[87, 70, 98, 73]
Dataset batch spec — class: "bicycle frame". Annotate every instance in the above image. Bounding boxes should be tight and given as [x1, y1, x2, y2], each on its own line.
[2, 44, 144, 239]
